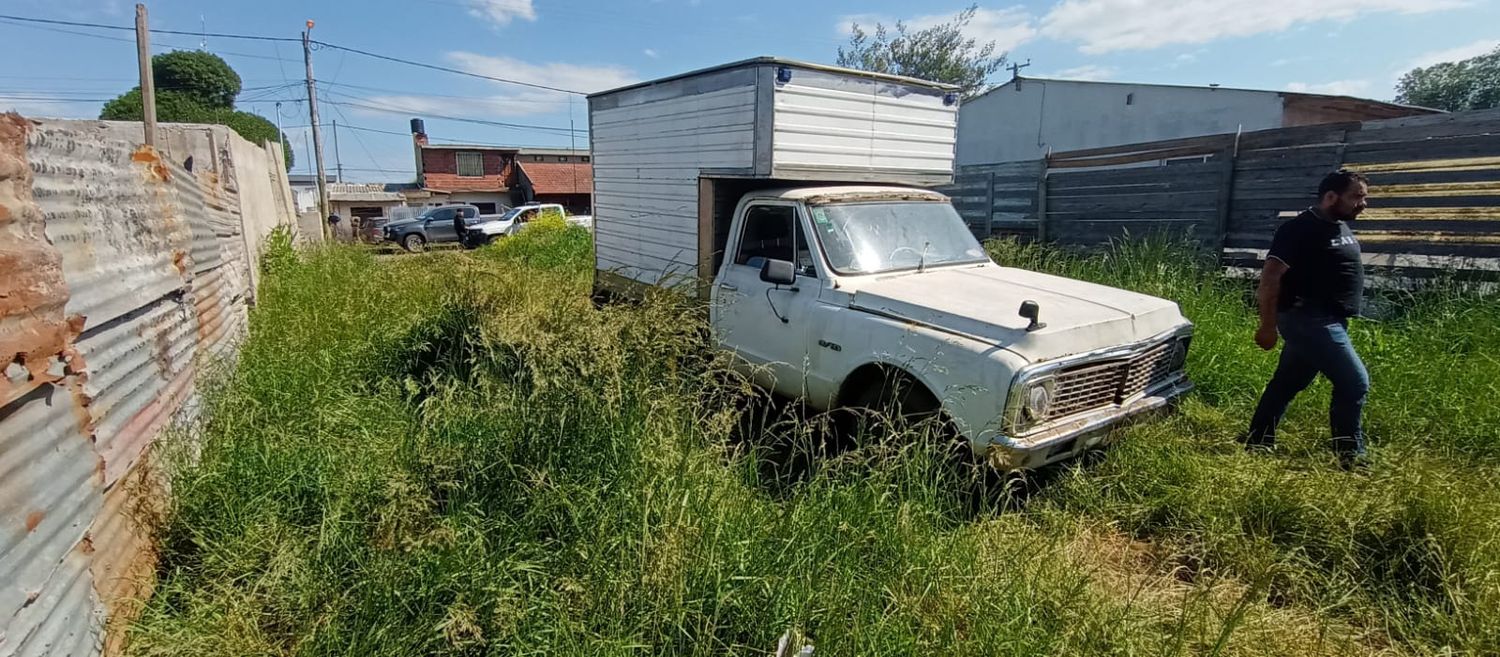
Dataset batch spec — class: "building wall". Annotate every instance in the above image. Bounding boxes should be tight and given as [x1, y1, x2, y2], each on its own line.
[956, 79, 1286, 165]
[420, 148, 514, 192]
[440, 191, 520, 213]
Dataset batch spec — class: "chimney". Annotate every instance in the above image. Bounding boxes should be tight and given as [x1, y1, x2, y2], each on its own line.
[411, 118, 428, 187]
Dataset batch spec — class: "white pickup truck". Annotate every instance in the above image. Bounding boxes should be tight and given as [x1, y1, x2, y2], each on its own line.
[589, 58, 1193, 469]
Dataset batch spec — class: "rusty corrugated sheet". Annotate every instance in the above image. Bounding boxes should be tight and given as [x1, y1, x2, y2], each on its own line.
[3, 115, 285, 657]
[174, 166, 248, 361]
[0, 115, 74, 410]
[0, 385, 103, 657]
[27, 124, 189, 334]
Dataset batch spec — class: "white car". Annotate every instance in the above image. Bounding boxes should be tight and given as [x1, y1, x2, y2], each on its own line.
[471, 203, 569, 242]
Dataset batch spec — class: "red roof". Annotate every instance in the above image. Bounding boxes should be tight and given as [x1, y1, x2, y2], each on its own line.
[521, 162, 592, 195]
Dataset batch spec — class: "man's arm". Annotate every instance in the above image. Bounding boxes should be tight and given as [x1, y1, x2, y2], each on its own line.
[1255, 257, 1289, 350]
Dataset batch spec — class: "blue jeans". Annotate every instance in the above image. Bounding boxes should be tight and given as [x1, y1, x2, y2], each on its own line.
[1247, 309, 1369, 455]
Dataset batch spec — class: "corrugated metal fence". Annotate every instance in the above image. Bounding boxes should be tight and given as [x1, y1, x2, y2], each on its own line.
[1, 116, 293, 656]
[944, 107, 1500, 278]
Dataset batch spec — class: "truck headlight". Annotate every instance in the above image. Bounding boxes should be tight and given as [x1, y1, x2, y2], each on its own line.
[1023, 379, 1055, 421]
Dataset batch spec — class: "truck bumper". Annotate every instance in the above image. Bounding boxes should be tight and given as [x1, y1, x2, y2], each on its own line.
[983, 378, 1194, 470]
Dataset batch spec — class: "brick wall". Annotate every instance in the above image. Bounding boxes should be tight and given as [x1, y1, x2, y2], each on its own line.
[420, 148, 515, 192]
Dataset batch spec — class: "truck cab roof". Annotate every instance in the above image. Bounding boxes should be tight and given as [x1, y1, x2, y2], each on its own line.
[741, 186, 950, 205]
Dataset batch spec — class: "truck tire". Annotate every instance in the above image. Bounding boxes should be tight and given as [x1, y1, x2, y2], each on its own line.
[402, 233, 426, 253]
[852, 371, 940, 423]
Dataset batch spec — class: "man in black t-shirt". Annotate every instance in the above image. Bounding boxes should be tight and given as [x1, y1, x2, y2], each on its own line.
[1243, 170, 1371, 469]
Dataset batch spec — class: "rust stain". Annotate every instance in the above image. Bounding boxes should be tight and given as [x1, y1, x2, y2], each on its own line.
[0, 112, 74, 408]
[25, 510, 45, 532]
[171, 249, 189, 276]
[132, 145, 171, 181]
[79, 533, 96, 555]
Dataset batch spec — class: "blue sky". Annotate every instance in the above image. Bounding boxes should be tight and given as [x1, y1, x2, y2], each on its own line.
[3, 0, 1497, 182]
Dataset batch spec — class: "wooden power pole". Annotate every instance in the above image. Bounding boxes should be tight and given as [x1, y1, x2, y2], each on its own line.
[135, 4, 156, 147]
[302, 21, 331, 239]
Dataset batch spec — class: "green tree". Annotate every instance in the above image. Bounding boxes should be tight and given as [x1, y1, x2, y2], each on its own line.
[101, 50, 292, 170]
[836, 4, 1008, 99]
[1395, 46, 1500, 112]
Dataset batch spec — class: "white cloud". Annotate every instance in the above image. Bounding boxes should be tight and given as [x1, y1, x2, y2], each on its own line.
[643, 49, 659, 59]
[354, 54, 638, 120]
[1047, 64, 1116, 80]
[1407, 39, 1500, 70]
[838, 6, 1038, 54]
[1285, 80, 1373, 96]
[447, 52, 638, 95]
[1041, 0, 1467, 54]
[466, 0, 536, 27]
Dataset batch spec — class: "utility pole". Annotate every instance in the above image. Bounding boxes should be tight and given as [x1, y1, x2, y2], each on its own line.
[135, 4, 156, 147]
[302, 21, 331, 239]
[331, 119, 343, 183]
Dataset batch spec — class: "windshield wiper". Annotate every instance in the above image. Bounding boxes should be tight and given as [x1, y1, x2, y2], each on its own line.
[918, 242, 930, 273]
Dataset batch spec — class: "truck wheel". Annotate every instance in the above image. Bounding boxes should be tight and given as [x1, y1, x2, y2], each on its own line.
[853, 373, 940, 423]
[402, 234, 426, 252]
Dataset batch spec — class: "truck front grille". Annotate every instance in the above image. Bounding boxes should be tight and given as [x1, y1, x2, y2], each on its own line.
[1045, 339, 1180, 422]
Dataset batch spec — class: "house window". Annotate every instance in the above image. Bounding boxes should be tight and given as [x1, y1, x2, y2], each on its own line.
[581, 156, 590, 162]
[456, 151, 484, 177]
[556, 156, 568, 162]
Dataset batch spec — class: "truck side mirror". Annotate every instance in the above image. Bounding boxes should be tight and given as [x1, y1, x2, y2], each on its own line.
[760, 258, 797, 287]
[1020, 300, 1046, 332]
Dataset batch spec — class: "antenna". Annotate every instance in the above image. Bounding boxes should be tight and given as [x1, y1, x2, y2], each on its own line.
[1008, 59, 1032, 90]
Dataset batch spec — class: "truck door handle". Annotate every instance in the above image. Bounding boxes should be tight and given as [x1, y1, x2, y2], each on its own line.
[718, 283, 738, 292]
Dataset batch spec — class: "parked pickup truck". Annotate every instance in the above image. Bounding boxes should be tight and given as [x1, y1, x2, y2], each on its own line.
[470, 203, 568, 244]
[589, 58, 1193, 469]
[382, 204, 487, 252]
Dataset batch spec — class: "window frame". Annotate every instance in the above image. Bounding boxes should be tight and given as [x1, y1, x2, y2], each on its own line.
[732, 202, 819, 279]
[455, 151, 484, 177]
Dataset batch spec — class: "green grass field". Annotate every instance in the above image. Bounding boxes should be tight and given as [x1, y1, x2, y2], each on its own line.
[127, 223, 1500, 656]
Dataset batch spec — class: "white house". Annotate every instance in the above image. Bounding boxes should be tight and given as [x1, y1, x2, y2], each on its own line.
[956, 77, 1438, 166]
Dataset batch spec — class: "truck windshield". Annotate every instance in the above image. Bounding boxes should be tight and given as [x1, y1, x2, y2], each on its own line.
[808, 202, 989, 275]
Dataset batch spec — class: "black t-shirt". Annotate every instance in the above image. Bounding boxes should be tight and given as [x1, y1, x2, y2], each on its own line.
[1267, 208, 1364, 317]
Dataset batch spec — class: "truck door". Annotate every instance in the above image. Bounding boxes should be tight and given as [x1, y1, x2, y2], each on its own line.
[425, 207, 457, 242]
[712, 202, 819, 394]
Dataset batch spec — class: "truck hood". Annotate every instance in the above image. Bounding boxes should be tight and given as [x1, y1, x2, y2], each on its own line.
[474, 219, 515, 236]
[845, 263, 1187, 363]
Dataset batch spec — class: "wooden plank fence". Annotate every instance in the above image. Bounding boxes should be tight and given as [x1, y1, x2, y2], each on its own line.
[941, 107, 1500, 279]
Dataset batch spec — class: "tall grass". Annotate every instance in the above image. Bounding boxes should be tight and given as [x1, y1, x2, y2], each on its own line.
[128, 227, 1499, 656]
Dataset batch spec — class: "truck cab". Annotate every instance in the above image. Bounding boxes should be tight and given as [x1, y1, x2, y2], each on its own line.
[711, 186, 1193, 469]
[587, 57, 1193, 469]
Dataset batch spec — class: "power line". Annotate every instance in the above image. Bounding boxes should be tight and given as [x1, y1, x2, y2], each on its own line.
[0, 17, 299, 63]
[309, 41, 586, 95]
[319, 80, 572, 104]
[0, 14, 298, 42]
[330, 103, 390, 179]
[321, 95, 586, 136]
[1, 14, 588, 95]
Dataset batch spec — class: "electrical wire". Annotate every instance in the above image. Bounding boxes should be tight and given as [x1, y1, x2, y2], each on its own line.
[0, 14, 589, 95]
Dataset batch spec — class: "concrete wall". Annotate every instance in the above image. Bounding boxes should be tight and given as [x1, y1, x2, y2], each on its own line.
[956, 79, 1287, 165]
[0, 114, 293, 657]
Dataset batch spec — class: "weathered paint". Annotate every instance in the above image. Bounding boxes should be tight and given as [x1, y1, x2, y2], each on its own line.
[0, 115, 72, 410]
[1, 116, 294, 657]
[0, 386, 103, 657]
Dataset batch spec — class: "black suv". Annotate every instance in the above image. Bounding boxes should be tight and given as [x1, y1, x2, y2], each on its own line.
[382, 205, 483, 252]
